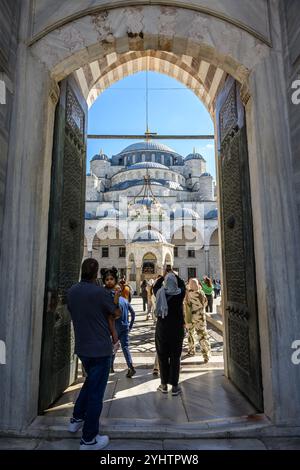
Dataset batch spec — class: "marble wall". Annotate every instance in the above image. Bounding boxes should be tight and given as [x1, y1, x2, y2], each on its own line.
[0, 1, 20, 256]
[280, 0, 300, 256]
[31, 0, 271, 45]
[1, 0, 300, 432]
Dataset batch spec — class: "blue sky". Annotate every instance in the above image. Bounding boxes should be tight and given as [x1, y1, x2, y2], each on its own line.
[87, 71, 216, 178]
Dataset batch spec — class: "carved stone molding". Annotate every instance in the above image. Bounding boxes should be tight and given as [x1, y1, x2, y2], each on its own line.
[240, 78, 251, 106]
[49, 80, 60, 105]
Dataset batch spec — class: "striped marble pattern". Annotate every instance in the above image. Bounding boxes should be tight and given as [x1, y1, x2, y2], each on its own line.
[74, 50, 226, 114]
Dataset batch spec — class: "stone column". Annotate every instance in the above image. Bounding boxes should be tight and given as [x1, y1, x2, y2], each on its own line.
[136, 267, 142, 295]
[204, 246, 210, 276]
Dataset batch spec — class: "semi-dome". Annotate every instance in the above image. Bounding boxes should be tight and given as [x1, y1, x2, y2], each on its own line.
[200, 172, 212, 177]
[185, 152, 206, 162]
[120, 141, 177, 154]
[133, 229, 167, 243]
[111, 178, 184, 191]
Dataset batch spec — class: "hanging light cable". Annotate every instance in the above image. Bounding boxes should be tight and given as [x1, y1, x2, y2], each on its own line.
[145, 55, 149, 138]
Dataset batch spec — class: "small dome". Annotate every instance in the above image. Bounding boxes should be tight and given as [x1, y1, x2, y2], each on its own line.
[133, 229, 167, 243]
[85, 211, 94, 220]
[91, 150, 109, 162]
[96, 208, 122, 218]
[200, 172, 212, 177]
[185, 152, 206, 162]
[205, 209, 218, 220]
[170, 208, 200, 219]
[126, 162, 168, 170]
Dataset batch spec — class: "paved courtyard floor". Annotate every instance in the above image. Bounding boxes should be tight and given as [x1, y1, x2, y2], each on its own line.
[44, 296, 251, 425]
[3, 298, 298, 450]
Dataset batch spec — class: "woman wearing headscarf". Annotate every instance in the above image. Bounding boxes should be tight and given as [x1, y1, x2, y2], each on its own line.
[184, 278, 211, 363]
[153, 269, 186, 396]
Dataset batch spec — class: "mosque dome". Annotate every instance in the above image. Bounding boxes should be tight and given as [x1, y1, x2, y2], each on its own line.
[200, 172, 212, 177]
[91, 150, 109, 162]
[132, 229, 167, 243]
[120, 141, 177, 154]
[111, 140, 183, 167]
[185, 152, 206, 162]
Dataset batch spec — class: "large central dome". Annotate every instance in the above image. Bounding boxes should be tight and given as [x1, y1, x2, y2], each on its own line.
[120, 141, 177, 154]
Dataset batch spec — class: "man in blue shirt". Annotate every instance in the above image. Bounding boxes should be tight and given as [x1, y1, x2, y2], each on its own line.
[67, 258, 120, 451]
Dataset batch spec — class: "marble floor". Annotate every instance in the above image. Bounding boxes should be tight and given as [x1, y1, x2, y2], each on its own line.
[2, 437, 300, 450]
[44, 297, 257, 425]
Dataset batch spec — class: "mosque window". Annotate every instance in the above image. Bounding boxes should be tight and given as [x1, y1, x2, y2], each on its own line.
[174, 247, 179, 257]
[188, 249, 196, 258]
[102, 246, 109, 257]
[119, 247, 126, 258]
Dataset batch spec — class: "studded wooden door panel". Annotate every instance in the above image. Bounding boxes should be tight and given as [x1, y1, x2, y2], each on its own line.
[216, 77, 263, 411]
[39, 78, 87, 412]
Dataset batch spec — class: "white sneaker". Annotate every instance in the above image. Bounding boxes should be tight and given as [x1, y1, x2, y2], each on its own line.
[68, 417, 84, 433]
[80, 434, 109, 451]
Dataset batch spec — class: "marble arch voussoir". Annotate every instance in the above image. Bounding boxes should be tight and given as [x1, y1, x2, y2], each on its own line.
[30, 5, 270, 94]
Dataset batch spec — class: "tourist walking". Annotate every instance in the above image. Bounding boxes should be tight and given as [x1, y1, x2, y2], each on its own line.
[67, 258, 121, 450]
[102, 267, 136, 378]
[201, 276, 214, 313]
[146, 279, 155, 320]
[153, 269, 186, 396]
[213, 278, 221, 298]
[140, 279, 148, 313]
[184, 278, 211, 363]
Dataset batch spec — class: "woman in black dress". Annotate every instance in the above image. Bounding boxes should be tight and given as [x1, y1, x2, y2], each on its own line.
[153, 269, 186, 396]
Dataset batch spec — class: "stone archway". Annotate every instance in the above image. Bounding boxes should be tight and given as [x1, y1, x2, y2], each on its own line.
[2, 2, 299, 431]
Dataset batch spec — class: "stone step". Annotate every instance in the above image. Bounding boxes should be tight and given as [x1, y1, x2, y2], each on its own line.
[19, 415, 273, 440]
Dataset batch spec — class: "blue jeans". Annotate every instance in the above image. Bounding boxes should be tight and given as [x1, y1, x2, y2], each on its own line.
[112, 327, 133, 368]
[73, 355, 111, 442]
